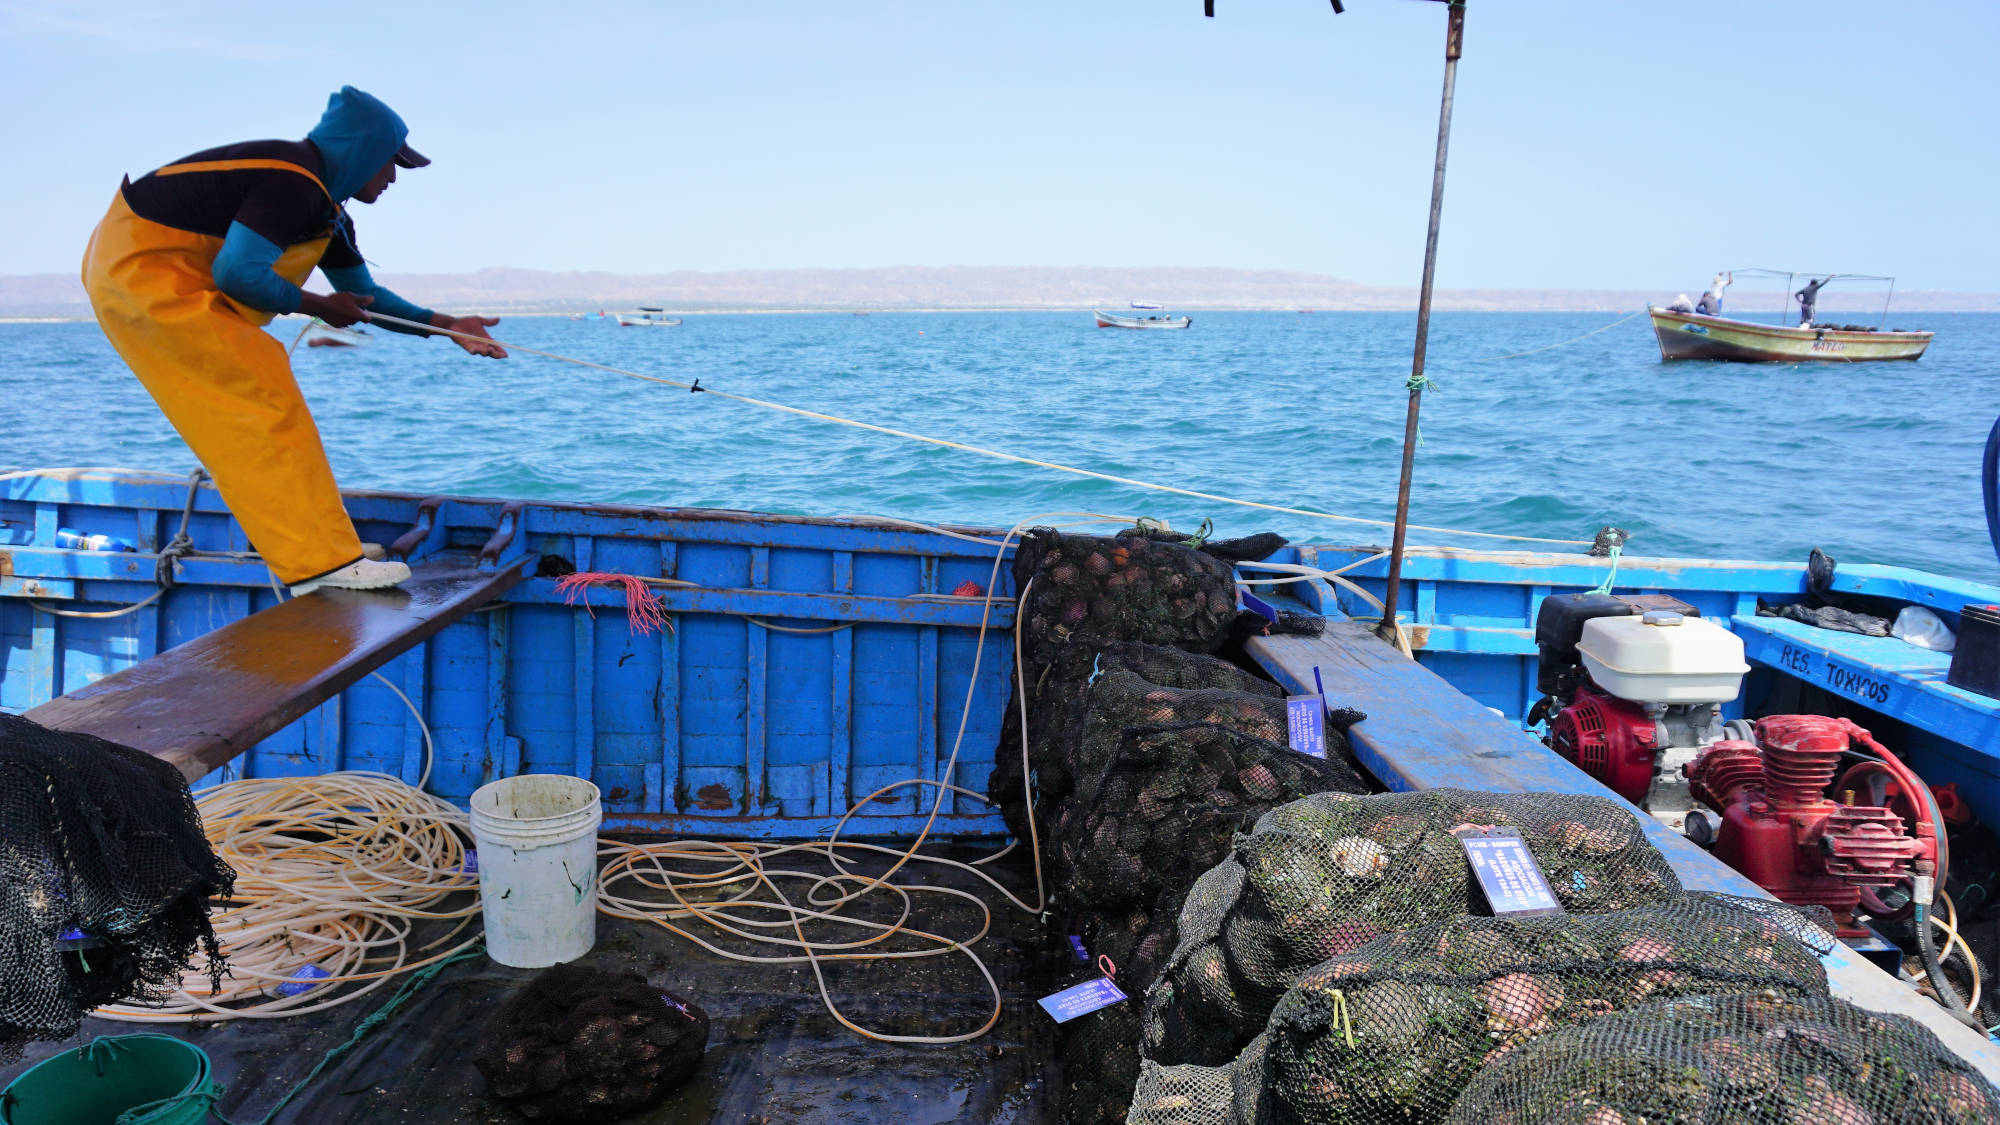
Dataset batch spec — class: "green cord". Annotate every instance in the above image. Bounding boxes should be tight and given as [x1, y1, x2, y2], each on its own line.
[113, 946, 484, 1125]
[1592, 542, 1623, 595]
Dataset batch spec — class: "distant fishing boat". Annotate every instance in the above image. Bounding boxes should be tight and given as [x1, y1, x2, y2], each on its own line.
[616, 308, 683, 327]
[1649, 309, 1932, 362]
[1093, 302, 1191, 330]
[301, 322, 367, 348]
[1651, 270, 1931, 362]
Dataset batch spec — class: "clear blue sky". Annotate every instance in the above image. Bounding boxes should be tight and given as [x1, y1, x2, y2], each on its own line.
[3, 0, 1994, 290]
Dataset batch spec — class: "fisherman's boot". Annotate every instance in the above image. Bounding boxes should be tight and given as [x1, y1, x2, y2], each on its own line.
[288, 558, 413, 596]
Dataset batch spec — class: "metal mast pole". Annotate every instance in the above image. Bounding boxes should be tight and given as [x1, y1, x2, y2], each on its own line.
[1377, 0, 1465, 648]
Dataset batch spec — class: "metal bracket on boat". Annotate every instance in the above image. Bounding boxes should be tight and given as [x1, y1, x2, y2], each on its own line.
[478, 503, 530, 573]
[388, 497, 448, 563]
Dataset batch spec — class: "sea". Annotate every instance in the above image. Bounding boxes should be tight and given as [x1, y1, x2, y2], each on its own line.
[3, 310, 1996, 583]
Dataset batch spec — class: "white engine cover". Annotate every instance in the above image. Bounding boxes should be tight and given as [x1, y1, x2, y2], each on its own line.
[1576, 611, 1748, 704]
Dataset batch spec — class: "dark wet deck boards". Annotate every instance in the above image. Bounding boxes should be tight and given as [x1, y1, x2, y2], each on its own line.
[0, 851, 1057, 1124]
[25, 555, 530, 781]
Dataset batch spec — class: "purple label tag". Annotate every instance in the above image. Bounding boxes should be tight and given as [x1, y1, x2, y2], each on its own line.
[1068, 935, 1089, 961]
[277, 964, 332, 997]
[1460, 831, 1564, 916]
[1240, 590, 1278, 626]
[1286, 696, 1326, 759]
[460, 849, 479, 876]
[1039, 977, 1128, 1023]
[58, 928, 86, 942]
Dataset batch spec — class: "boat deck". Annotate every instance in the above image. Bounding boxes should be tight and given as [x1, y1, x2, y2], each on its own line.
[0, 849, 1056, 1125]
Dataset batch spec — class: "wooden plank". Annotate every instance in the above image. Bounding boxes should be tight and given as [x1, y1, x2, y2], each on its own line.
[26, 555, 530, 781]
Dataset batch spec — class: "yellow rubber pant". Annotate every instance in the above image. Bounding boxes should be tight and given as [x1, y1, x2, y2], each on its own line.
[81, 191, 362, 584]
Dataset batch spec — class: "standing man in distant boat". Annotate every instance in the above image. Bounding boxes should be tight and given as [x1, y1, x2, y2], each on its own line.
[81, 87, 507, 596]
[1695, 271, 1732, 317]
[1795, 276, 1832, 326]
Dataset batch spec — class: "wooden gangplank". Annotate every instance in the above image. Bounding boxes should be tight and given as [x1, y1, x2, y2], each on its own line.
[1244, 614, 2000, 1082]
[27, 557, 528, 782]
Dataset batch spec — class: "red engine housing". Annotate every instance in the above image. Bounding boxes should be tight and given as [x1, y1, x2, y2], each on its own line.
[1687, 715, 1934, 935]
[1548, 682, 1656, 806]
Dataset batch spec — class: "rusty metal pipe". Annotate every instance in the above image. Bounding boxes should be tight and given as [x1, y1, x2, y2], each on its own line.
[1377, 0, 1464, 648]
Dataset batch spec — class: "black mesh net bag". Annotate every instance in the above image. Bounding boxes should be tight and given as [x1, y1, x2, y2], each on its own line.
[1144, 789, 1682, 1069]
[1012, 528, 1249, 672]
[474, 964, 710, 1122]
[1440, 991, 2000, 1125]
[989, 637, 1287, 850]
[1056, 888, 1190, 1125]
[1051, 723, 1367, 1125]
[1257, 895, 1835, 1125]
[1128, 1031, 1273, 1125]
[1053, 721, 1368, 913]
[0, 712, 233, 1058]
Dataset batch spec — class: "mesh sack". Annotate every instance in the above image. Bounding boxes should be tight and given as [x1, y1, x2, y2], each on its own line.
[474, 964, 710, 1122]
[1260, 895, 1834, 1125]
[1440, 991, 2000, 1125]
[1012, 528, 1247, 672]
[1053, 721, 1368, 912]
[990, 638, 1286, 849]
[1144, 789, 1682, 1068]
[1058, 888, 1192, 1125]
[1129, 1031, 1272, 1125]
[0, 713, 234, 1058]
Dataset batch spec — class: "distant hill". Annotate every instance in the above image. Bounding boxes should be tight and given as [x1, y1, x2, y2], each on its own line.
[6, 265, 1996, 318]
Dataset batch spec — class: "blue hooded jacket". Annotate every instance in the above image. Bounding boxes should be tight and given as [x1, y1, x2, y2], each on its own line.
[307, 86, 410, 204]
[212, 87, 437, 330]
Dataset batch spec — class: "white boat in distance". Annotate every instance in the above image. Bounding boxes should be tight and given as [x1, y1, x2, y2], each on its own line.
[1094, 302, 1191, 330]
[616, 308, 683, 327]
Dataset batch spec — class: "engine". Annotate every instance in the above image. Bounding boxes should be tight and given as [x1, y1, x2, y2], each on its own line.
[1532, 593, 1749, 826]
[1686, 715, 1935, 935]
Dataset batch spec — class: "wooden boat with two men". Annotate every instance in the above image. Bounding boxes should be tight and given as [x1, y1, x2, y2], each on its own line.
[1651, 270, 1933, 362]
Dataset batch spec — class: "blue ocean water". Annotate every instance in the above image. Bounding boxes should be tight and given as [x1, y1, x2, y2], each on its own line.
[3, 310, 1996, 581]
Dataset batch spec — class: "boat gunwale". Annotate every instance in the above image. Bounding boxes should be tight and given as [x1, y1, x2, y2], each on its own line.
[1648, 306, 1935, 342]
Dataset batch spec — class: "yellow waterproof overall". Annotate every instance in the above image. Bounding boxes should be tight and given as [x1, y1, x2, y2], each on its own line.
[81, 158, 363, 584]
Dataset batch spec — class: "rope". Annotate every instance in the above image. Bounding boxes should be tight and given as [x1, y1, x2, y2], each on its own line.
[1473, 309, 1648, 362]
[596, 511, 1134, 1044]
[30, 468, 213, 619]
[360, 311, 1592, 548]
[1591, 541, 1623, 596]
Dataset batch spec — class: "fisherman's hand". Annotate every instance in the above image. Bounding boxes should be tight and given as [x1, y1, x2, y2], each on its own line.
[436, 314, 507, 359]
[300, 291, 373, 328]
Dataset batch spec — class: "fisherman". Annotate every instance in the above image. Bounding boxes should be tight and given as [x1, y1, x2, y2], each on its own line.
[1695, 270, 1732, 317]
[1795, 276, 1832, 327]
[81, 87, 506, 596]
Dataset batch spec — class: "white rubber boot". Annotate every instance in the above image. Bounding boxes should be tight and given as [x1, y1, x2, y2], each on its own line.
[288, 558, 412, 597]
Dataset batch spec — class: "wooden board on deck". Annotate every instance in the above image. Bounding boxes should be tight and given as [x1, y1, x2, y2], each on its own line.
[27, 556, 529, 781]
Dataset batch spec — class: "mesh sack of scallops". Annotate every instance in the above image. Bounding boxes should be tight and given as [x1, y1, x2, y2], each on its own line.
[1254, 896, 1834, 1125]
[1011, 528, 1254, 671]
[1052, 720, 1368, 912]
[989, 638, 1287, 850]
[1127, 1032, 1274, 1125]
[1440, 991, 2000, 1125]
[1143, 789, 1683, 1068]
[1056, 887, 1196, 1125]
[1050, 720, 1366, 1125]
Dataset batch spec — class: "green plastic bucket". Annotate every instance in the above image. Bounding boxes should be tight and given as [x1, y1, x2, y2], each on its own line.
[1, 1035, 216, 1125]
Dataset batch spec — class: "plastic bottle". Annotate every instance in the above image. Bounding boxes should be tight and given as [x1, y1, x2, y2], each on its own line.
[54, 528, 136, 552]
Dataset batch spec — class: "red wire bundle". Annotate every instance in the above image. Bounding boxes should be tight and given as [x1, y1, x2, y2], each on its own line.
[554, 572, 671, 636]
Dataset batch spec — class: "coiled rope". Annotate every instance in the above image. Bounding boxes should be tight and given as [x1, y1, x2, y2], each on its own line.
[361, 311, 1590, 547]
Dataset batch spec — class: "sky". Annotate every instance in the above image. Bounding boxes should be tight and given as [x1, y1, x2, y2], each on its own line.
[2, 0, 1996, 291]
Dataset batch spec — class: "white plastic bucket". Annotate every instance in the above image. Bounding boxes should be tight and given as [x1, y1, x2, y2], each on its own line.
[469, 775, 604, 967]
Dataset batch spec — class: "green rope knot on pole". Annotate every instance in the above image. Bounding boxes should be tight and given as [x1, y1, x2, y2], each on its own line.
[1590, 527, 1630, 595]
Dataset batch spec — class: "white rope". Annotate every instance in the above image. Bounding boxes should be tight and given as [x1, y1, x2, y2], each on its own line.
[361, 311, 1592, 547]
